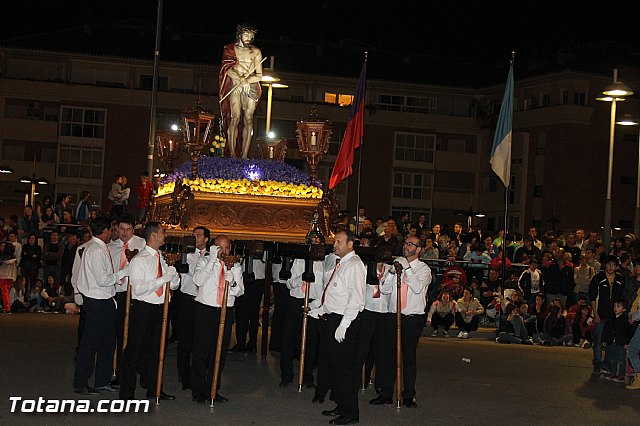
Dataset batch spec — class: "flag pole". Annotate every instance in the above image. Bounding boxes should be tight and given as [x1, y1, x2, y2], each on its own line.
[354, 51, 368, 236]
[499, 51, 515, 293]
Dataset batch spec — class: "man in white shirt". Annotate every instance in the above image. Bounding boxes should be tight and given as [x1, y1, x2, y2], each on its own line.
[357, 247, 393, 403]
[309, 229, 365, 425]
[73, 218, 130, 396]
[191, 235, 244, 403]
[231, 249, 266, 353]
[107, 213, 145, 387]
[175, 226, 210, 391]
[378, 234, 432, 408]
[279, 249, 326, 387]
[119, 222, 180, 401]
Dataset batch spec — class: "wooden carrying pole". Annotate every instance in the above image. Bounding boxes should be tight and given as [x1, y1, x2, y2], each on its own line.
[297, 280, 311, 392]
[123, 281, 132, 349]
[210, 279, 230, 407]
[155, 282, 171, 405]
[394, 262, 403, 409]
[114, 280, 133, 375]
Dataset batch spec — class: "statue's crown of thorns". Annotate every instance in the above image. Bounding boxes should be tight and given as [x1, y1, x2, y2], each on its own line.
[237, 23, 257, 35]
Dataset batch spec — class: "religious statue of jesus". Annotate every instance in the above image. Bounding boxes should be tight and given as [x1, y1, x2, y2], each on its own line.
[219, 23, 263, 158]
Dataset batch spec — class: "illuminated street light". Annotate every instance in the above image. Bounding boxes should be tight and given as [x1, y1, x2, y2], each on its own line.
[598, 68, 633, 250]
[617, 113, 640, 235]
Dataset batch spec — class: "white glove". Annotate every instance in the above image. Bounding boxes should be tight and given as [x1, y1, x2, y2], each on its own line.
[224, 270, 234, 285]
[308, 299, 321, 310]
[309, 307, 324, 319]
[167, 265, 177, 277]
[334, 325, 348, 343]
[397, 257, 410, 270]
[116, 264, 130, 280]
[209, 245, 220, 260]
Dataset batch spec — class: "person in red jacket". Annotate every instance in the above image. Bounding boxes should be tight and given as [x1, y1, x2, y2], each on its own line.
[135, 172, 154, 224]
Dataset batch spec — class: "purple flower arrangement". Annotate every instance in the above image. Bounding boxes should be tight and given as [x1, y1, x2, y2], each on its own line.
[160, 157, 322, 188]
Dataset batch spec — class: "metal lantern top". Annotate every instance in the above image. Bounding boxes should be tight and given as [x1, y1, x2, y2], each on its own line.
[156, 129, 182, 166]
[182, 98, 215, 149]
[296, 105, 332, 155]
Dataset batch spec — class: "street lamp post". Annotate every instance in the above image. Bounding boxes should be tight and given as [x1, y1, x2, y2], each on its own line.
[617, 113, 640, 236]
[18, 154, 49, 206]
[598, 68, 633, 250]
[261, 56, 288, 139]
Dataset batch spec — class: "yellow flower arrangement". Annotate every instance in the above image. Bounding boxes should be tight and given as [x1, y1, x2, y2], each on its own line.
[157, 178, 323, 199]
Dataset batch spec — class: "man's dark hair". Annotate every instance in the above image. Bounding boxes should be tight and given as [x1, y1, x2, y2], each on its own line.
[141, 171, 149, 177]
[90, 218, 111, 237]
[577, 294, 588, 302]
[144, 222, 161, 242]
[335, 228, 356, 243]
[117, 213, 136, 227]
[193, 226, 210, 241]
[620, 253, 630, 263]
[236, 22, 257, 36]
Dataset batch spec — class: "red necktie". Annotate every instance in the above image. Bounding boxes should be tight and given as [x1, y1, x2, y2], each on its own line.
[119, 241, 128, 284]
[105, 247, 114, 273]
[373, 266, 384, 298]
[400, 275, 408, 311]
[216, 260, 225, 306]
[155, 253, 164, 297]
[321, 260, 340, 304]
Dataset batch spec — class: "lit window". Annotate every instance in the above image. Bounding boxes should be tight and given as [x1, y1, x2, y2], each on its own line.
[324, 93, 354, 107]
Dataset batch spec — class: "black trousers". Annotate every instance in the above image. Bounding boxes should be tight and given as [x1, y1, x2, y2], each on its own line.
[379, 314, 425, 400]
[317, 313, 361, 419]
[75, 305, 87, 354]
[355, 310, 394, 391]
[455, 313, 480, 332]
[269, 281, 289, 352]
[431, 312, 455, 330]
[280, 296, 318, 383]
[176, 294, 196, 386]
[73, 296, 116, 389]
[119, 300, 163, 399]
[234, 279, 264, 349]
[113, 290, 127, 380]
[191, 302, 233, 399]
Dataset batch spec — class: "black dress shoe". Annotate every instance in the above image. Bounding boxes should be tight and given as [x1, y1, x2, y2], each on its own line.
[329, 416, 359, 425]
[214, 393, 228, 402]
[95, 384, 119, 393]
[229, 345, 246, 353]
[192, 395, 207, 403]
[279, 380, 292, 387]
[182, 384, 192, 391]
[148, 391, 175, 400]
[322, 408, 341, 417]
[402, 398, 417, 408]
[369, 396, 393, 405]
[109, 378, 120, 388]
[312, 393, 325, 403]
[74, 387, 99, 396]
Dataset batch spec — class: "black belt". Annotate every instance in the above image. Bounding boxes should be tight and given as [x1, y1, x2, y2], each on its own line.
[180, 293, 196, 299]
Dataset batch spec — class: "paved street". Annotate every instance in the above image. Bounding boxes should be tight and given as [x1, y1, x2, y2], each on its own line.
[1, 313, 639, 425]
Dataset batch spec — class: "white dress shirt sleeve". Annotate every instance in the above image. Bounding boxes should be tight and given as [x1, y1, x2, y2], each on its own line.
[340, 258, 366, 329]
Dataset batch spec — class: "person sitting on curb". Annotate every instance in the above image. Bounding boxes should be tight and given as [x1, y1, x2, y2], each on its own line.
[427, 290, 456, 337]
[496, 303, 533, 345]
[541, 305, 573, 346]
[454, 288, 484, 339]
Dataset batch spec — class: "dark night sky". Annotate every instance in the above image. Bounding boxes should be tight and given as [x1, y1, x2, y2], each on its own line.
[2, 0, 639, 65]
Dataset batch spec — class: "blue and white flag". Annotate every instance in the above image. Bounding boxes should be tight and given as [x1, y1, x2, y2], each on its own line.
[490, 64, 514, 188]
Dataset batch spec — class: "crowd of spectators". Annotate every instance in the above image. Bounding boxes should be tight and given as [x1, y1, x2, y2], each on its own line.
[0, 172, 153, 316]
